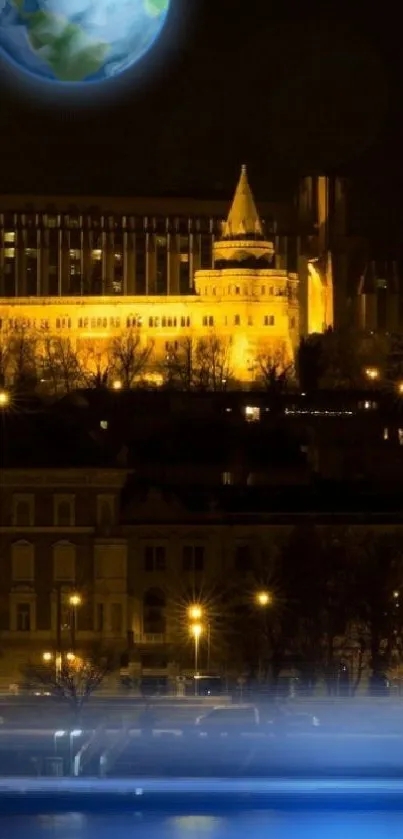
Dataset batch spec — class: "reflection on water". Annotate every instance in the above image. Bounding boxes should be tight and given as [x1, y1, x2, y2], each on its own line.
[3, 811, 403, 839]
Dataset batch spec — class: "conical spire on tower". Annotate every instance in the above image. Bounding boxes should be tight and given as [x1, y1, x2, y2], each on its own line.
[222, 165, 263, 239]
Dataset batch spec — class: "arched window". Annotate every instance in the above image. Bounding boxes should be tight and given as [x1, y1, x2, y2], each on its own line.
[143, 588, 166, 635]
[11, 540, 34, 582]
[53, 541, 75, 582]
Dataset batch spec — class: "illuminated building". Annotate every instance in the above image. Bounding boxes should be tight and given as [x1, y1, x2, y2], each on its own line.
[0, 169, 343, 383]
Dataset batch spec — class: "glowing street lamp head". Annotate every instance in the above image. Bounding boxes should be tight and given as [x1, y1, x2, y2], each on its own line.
[112, 380, 122, 391]
[42, 651, 53, 662]
[69, 593, 82, 607]
[66, 652, 76, 662]
[256, 591, 272, 607]
[188, 605, 202, 621]
[190, 623, 202, 639]
[0, 390, 10, 407]
[365, 367, 379, 381]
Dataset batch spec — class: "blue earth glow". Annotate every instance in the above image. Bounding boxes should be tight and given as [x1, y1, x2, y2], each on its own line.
[0, 0, 170, 85]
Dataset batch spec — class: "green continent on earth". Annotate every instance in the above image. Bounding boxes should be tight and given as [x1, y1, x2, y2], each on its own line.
[145, 0, 169, 16]
[11, 3, 109, 81]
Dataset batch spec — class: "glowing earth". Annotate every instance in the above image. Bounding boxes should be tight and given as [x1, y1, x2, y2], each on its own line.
[0, 0, 170, 84]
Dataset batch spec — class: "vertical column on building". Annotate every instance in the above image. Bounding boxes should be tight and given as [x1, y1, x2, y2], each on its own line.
[297, 237, 309, 337]
[104, 218, 115, 295]
[168, 218, 180, 295]
[188, 219, 194, 290]
[59, 225, 70, 295]
[273, 220, 280, 269]
[0, 222, 4, 296]
[36, 225, 42, 296]
[333, 177, 349, 327]
[193, 219, 201, 276]
[124, 217, 136, 295]
[146, 218, 156, 295]
[40, 226, 49, 297]
[15, 220, 27, 296]
[82, 223, 92, 295]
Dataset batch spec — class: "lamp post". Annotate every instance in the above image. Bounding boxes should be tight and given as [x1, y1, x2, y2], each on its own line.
[190, 623, 202, 695]
[54, 587, 82, 679]
[68, 592, 82, 652]
[255, 590, 272, 682]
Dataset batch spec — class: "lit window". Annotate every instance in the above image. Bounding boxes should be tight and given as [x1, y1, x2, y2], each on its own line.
[222, 472, 233, 485]
[4, 248, 15, 258]
[100, 420, 108, 430]
[4, 231, 15, 243]
[383, 428, 389, 440]
[244, 406, 260, 422]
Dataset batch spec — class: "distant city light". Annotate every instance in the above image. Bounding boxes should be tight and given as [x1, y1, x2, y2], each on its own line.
[365, 367, 379, 381]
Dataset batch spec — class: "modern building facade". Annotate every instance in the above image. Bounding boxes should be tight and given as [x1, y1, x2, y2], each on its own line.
[0, 170, 346, 383]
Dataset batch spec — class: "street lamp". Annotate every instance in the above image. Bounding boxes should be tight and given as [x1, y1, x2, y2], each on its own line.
[188, 605, 202, 621]
[255, 591, 272, 682]
[68, 592, 82, 652]
[190, 622, 202, 695]
[0, 390, 10, 407]
[43, 651, 53, 663]
[69, 593, 82, 608]
[256, 591, 272, 607]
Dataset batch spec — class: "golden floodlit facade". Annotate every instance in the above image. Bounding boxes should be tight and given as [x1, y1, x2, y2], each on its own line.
[0, 167, 335, 383]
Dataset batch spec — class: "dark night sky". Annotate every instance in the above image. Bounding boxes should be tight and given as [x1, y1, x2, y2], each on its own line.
[0, 0, 402, 244]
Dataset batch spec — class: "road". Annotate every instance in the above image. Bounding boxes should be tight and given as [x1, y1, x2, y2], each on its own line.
[1, 695, 403, 733]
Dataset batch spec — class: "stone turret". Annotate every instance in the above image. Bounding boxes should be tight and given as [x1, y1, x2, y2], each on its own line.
[213, 165, 274, 267]
[222, 164, 263, 239]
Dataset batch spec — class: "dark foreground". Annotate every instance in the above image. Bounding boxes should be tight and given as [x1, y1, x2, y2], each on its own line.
[1, 809, 403, 839]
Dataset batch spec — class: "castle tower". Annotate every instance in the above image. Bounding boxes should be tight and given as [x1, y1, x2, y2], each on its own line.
[222, 164, 263, 238]
[214, 165, 274, 267]
[193, 165, 299, 381]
